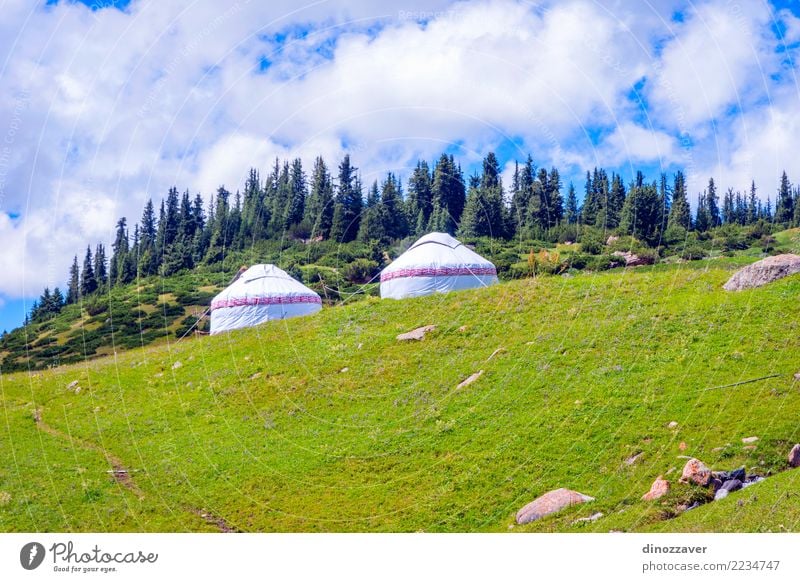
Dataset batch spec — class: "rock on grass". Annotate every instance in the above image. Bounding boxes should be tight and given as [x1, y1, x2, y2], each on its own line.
[788, 444, 800, 468]
[516, 488, 594, 525]
[457, 370, 483, 390]
[396, 325, 436, 341]
[723, 254, 800, 291]
[679, 458, 712, 486]
[642, 476, 670, 501]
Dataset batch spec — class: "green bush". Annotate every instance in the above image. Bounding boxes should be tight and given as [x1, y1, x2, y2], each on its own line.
[174, 290, 215, 306]
[580, 237, 603, 255]
[679, 246, 707, 261]
[343, 259, 380, 284]
[84, 299, 109, 316]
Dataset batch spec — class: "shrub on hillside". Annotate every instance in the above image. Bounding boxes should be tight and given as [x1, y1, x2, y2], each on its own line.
[678, 245, 707, 261]
[174, 290, 215, 306]
[84, 299, 109, 317]
[343, 259, 380, 284]
[580, 236, 604, 255]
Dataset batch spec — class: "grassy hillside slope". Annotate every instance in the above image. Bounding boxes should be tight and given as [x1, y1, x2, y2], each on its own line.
[1, 258, 799, 532]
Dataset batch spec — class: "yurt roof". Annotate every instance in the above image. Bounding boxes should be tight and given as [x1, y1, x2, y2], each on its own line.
[211, 264, 320, 310]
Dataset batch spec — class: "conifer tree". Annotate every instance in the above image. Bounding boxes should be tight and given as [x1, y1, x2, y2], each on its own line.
[358, 181, 384, 242]
[94, 243, 107, 288]
[285, 158, 306, 229]
[512, 156, 535, 232]
[304, 156, 334, 239]
[722, 188, 735, 224]
[667, 171, 691, 230]
[695, 192, 709, 232]
[379, 172, 407, 241]
[606, 173, 626, 229]
[67, 255, 80, 303]
[775, 171, 794, 224]
[138, 199, 157, 276]
[581, 170, 597, 226]
[706, 177, 721, 228]
[459, 153, 505, 238]
[431, 153, 466, 233]
[406, 160, 433, 228]
[333, 154, 362, 242]
[565, 182, 579, 225]
[619, 173, 662, 245]
[80, 245, 97, 296]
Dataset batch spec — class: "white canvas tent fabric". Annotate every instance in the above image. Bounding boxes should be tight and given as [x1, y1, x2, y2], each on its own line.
[210, 264, 321, 334]
[380, 232, 498, 299]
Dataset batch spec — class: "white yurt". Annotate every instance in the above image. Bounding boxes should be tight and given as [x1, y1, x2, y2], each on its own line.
[209, 264, 321, 334]
[380, 232, 499, 299]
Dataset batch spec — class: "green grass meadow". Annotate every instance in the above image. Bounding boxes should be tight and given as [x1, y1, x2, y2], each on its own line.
[1, 258, 799, 532]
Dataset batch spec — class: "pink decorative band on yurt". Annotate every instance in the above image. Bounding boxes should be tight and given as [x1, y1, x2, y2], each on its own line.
[380, 266, 497, 282]
[211, 294, 322, 311]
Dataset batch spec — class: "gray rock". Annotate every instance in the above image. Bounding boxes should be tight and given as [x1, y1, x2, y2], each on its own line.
[729, 467, 746, 482]
[721, 479, 742, 492]
[742, 476, 765, 489]
[611, 250, 654, 267]
[712, 470, 730, 482]
[714, 489, 729, 501]
[788, 444, 800, 468]
[723, 254, 800, 291]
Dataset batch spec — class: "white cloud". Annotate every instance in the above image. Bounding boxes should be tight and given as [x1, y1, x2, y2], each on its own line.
[649, 0, 777, 129]
[0, 0, 796, 303]
[596, 122, 679, 170]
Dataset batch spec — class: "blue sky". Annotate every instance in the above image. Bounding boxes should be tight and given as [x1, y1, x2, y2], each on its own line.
[0, 0, 799, 331]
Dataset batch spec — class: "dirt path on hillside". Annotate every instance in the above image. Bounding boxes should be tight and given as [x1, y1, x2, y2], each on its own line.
[33, 408, 145, 499]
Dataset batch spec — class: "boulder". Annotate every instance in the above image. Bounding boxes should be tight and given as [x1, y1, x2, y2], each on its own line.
[742, 476, 765, 489]
[679, 458, 712, 486]
[729, 467, 746, 482]
[611, 251, 654, 267]
[723, 254, 800, 291]
[515, 488, 594, 525]
[714, 489, 729, 501]
[396, 325, 436, 341]
[642, 476, 670, 501]
[741, 436, 759, 444]
[788, 444, 800, 468]
[721, 479, 742, 492]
